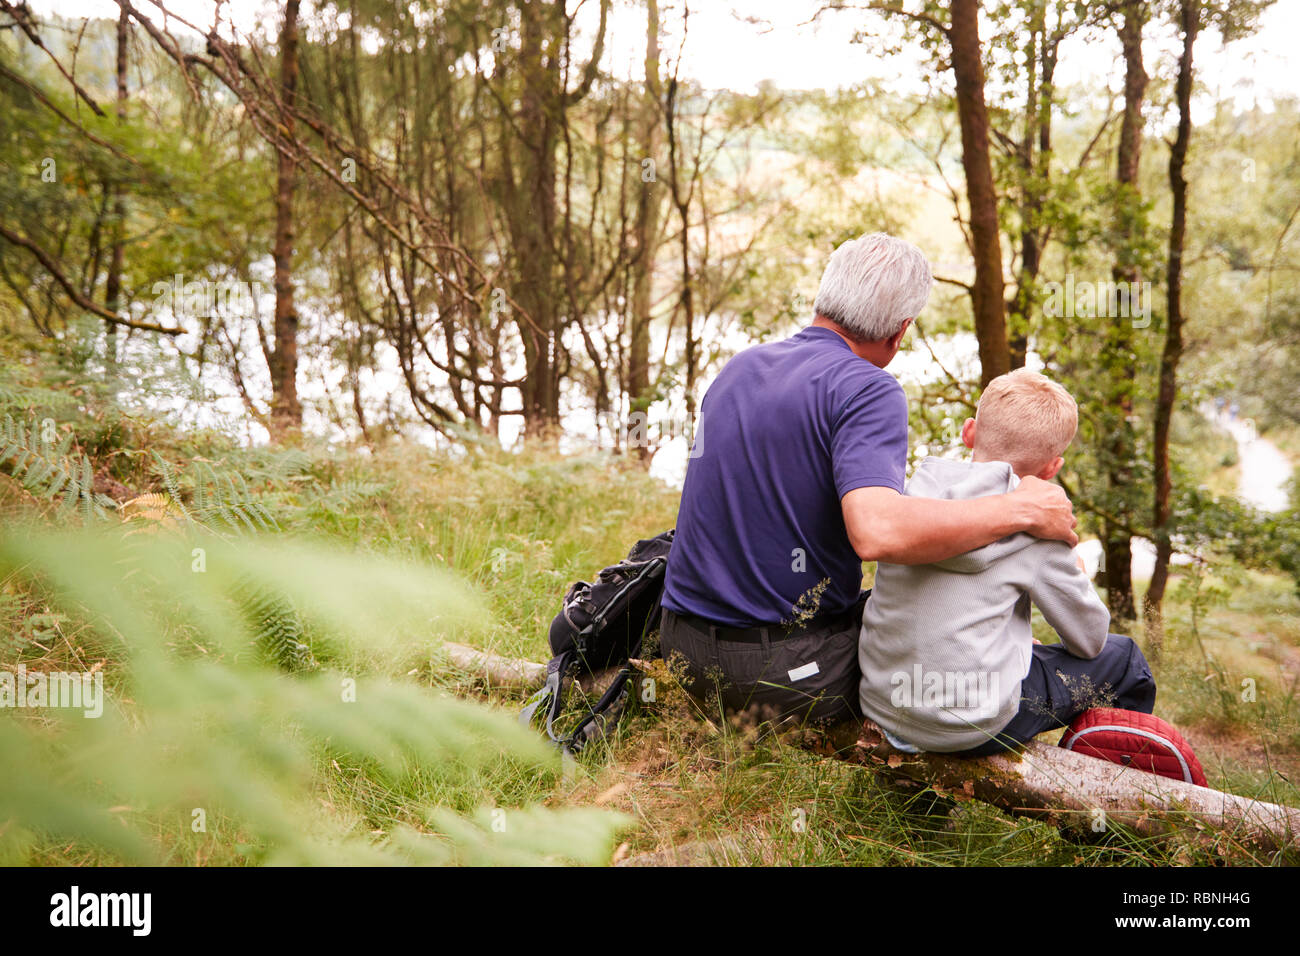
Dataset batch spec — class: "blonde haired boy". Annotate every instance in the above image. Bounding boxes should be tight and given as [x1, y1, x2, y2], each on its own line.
[858, 368, 1156, 754]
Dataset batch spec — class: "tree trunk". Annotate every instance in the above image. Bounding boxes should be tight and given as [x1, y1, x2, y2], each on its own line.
[504, 0, 611, 440]
[270, 0, 303, 439]
[103, 6, 129, 376]
[679, 205, 697, 432]
[949, 0, 1009, 388]
[1145, 0, 1199, 651]
[664, 76, 699, 435]
[627, 0, 663, 461]
[516, 3, 558, 436]
[1008, 4, 1053, 371]
[1103, 1, 1149, 626]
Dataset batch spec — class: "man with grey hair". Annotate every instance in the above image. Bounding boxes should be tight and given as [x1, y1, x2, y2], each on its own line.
[659, 232, 1078, 726]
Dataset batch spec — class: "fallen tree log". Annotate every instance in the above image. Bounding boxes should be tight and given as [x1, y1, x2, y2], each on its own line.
[824, 720, 1300, 856]
[441, 643, 628, 747]
[444, 643, 1300, 855]
[440, 642, 546, 691]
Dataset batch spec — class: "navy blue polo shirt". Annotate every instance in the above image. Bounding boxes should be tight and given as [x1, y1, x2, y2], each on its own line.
[662, 325, 910, 627]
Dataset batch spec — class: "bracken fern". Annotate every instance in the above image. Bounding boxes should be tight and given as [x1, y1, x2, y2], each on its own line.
[0, 414, 114, 521]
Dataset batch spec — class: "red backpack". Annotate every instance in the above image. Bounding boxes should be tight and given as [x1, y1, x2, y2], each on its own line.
[1059, 708, 1207, 787]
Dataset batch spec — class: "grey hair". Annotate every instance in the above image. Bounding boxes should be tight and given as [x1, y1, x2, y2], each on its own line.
[812, 233, 933, 341]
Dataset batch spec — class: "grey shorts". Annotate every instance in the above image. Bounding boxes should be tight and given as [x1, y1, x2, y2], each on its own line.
[658, 602, 864, 726]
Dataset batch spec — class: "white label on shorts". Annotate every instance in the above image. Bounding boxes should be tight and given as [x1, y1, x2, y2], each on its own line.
[788, 661, 820, 682]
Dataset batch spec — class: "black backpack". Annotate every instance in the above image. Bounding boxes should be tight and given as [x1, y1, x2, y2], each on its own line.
[519, 529, 674, 753]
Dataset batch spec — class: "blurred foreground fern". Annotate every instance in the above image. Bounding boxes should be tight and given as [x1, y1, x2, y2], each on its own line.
[0, 523, 628, 865]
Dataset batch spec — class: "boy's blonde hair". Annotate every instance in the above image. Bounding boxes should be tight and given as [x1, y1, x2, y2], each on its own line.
[973, 368, 1078, 475]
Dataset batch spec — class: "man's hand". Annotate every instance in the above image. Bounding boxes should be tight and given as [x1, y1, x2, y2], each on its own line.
[1010, 476, 1078, 548]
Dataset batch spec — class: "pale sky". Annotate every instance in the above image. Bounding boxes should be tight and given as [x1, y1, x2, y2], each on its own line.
[31, 0, 1300, 111]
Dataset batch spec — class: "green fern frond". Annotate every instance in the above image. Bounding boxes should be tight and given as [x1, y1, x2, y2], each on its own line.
[150, 452, 192, 523]
[299, 479, 389, 517]
[0, 526, 622, 868]
[0, 414, 114, 521]
[236, 579, 319, 672]
[171, 458, 278, 534]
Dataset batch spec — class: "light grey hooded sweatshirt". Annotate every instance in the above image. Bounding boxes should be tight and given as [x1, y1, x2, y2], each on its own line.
[857, 457, 1110, 752]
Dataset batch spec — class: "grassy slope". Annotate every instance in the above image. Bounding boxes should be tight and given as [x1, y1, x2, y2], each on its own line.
[3, 393, 1298, 866]
[223, 440, 1300, 863]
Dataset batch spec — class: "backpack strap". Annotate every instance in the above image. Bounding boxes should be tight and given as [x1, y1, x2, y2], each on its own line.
[519, 651, 573, 745]
[564, 667, 634, 753]
[563, 595, 663, 753]
[521, 657, 632, 755]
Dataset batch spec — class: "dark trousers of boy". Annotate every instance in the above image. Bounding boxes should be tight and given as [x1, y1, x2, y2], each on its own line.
[657, 592, 867, 726]
[954, 634, 1157, 757]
